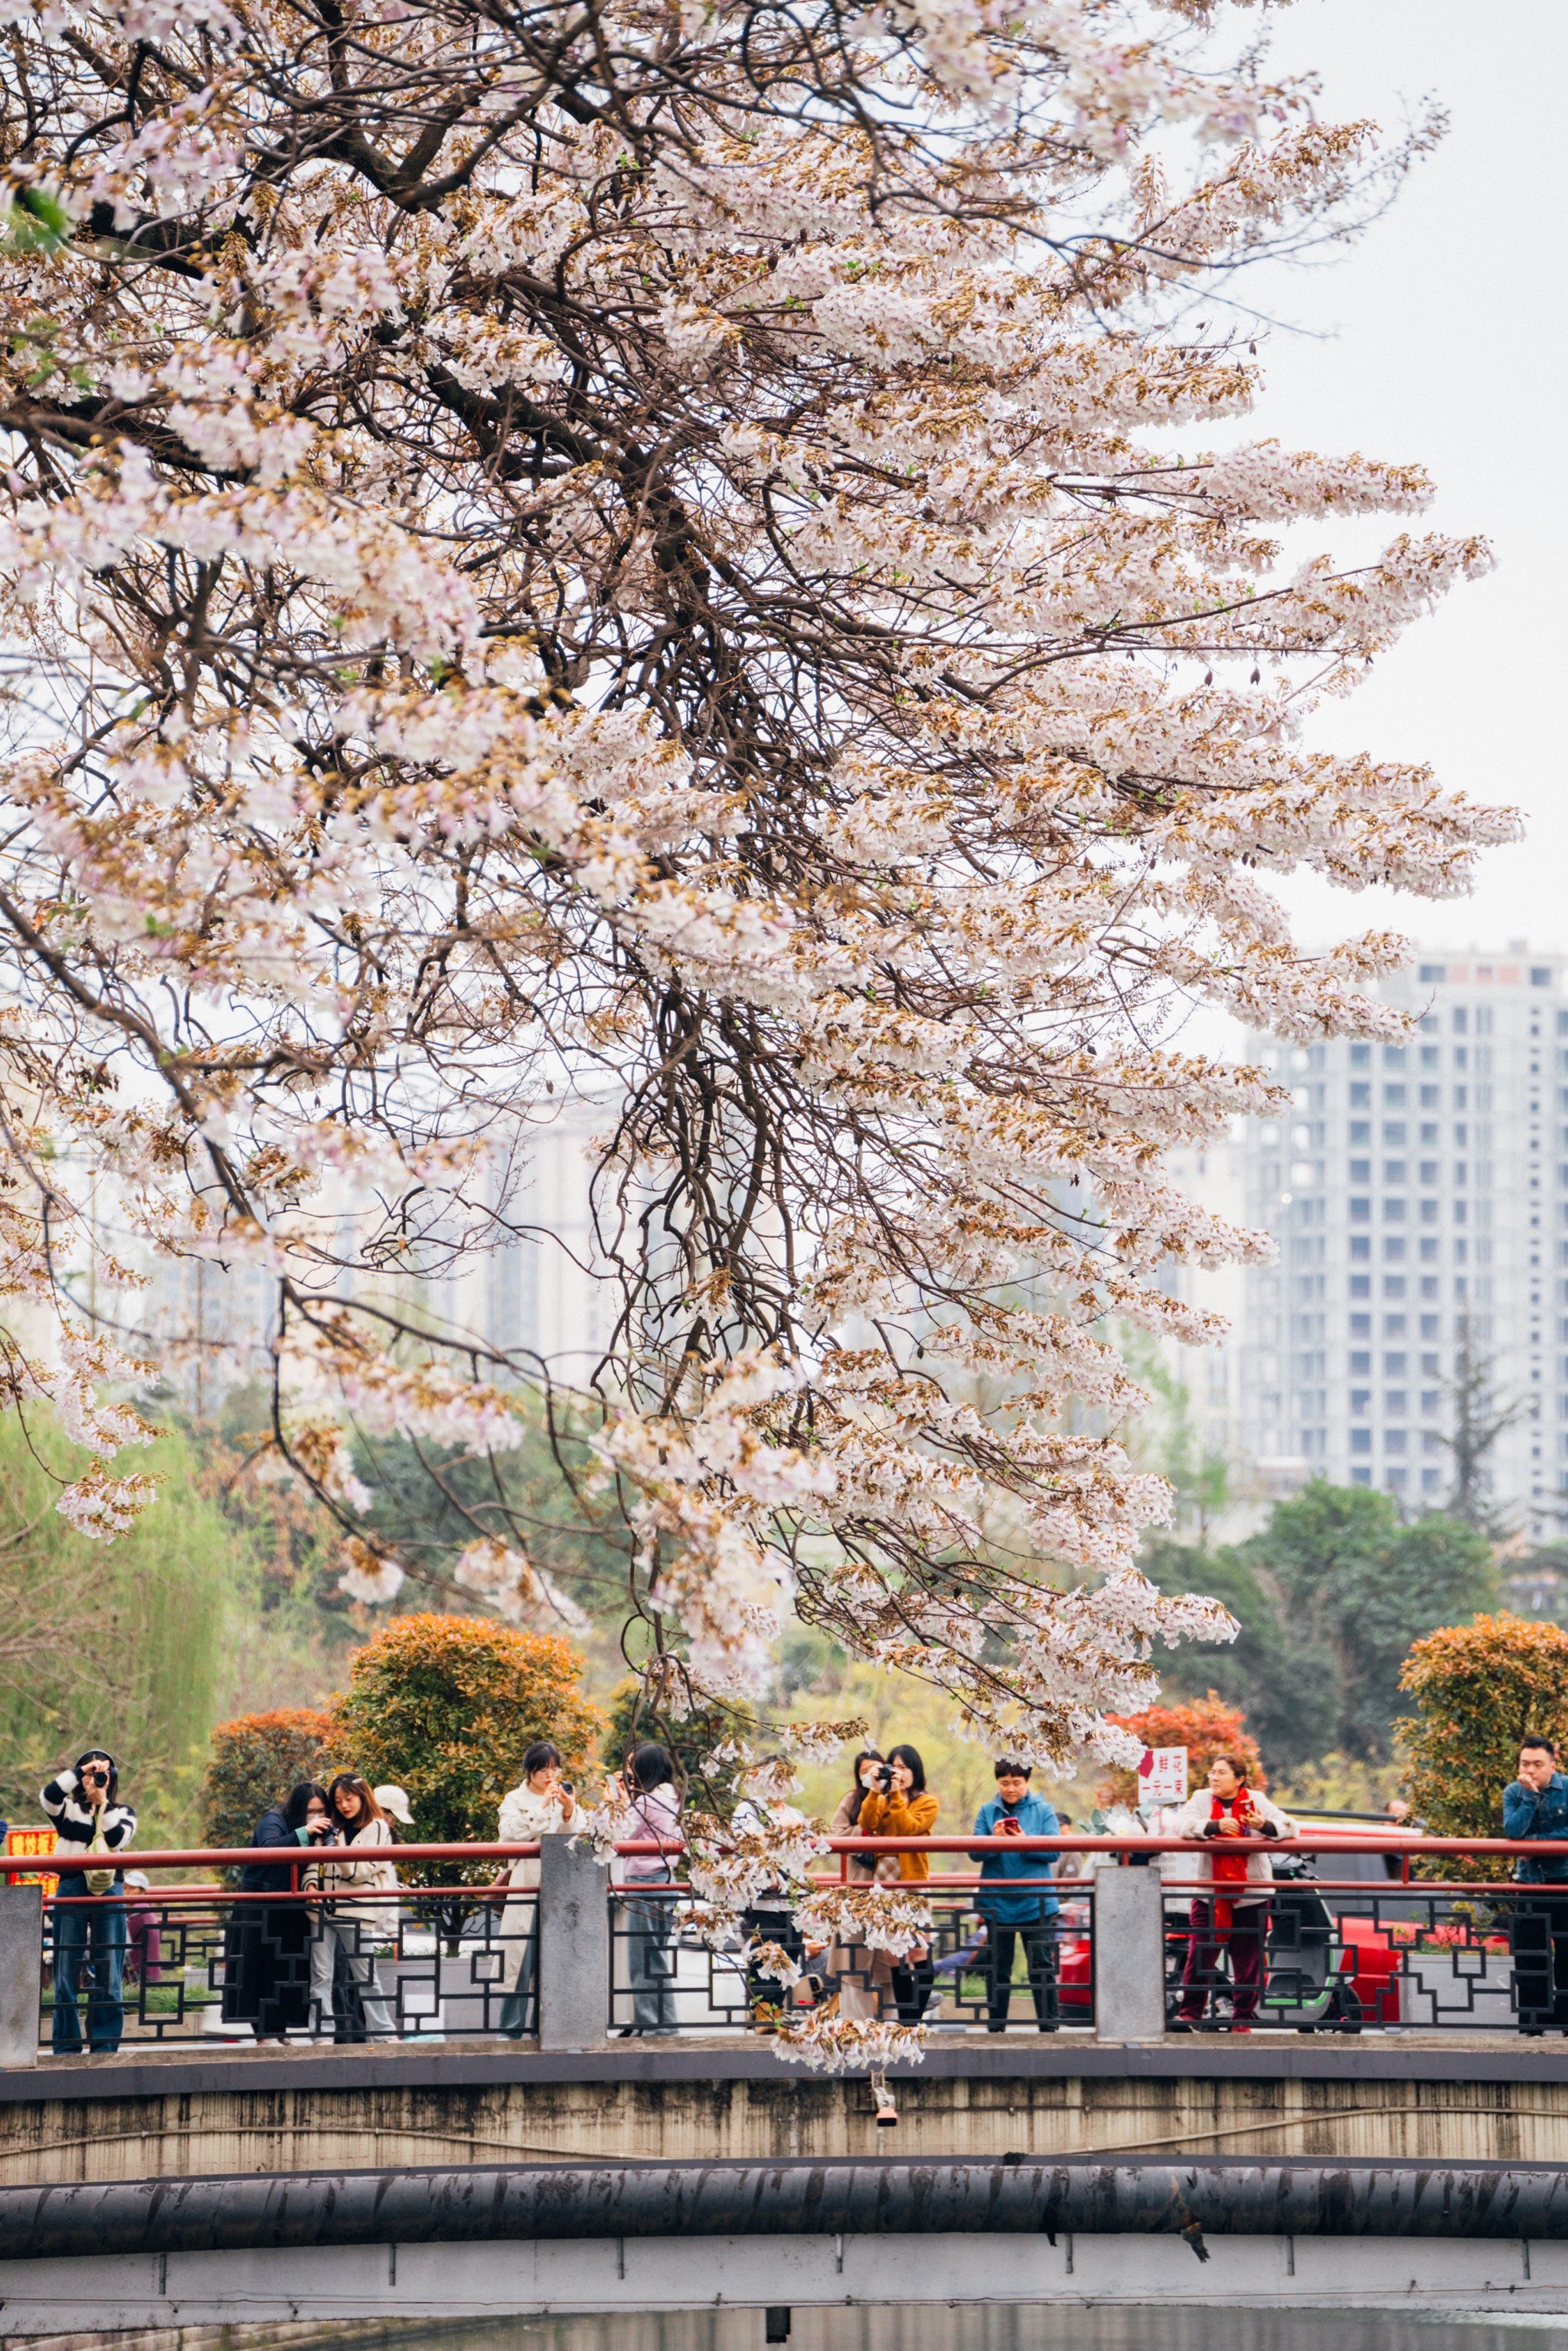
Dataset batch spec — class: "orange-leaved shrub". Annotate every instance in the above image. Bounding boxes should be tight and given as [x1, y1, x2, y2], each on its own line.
[1104, 1691, 1263, 1807]
[200, 1706, 345, 1860]
[1398, 1613, 1568, 1854]
[328, 1613, 604, 1879]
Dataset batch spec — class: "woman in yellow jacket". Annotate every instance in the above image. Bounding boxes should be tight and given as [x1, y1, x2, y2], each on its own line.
[856, 1745, 939, 2023]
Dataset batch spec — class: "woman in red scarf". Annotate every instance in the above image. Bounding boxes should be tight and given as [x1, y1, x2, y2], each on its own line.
[1170, 1754, 1292, 2032]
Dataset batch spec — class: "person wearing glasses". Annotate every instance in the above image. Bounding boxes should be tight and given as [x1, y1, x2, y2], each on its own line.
[41, 1749, 136, 2055]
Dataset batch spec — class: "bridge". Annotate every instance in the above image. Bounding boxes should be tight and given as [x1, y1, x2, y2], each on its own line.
[3, 1827, 1568, 2330]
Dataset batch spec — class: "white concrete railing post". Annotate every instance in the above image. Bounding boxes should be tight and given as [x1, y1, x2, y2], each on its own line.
[536, 1833, 611, 2051]
[1093, 1864, 1166, 2041]
[0, 1883, 42, 2069]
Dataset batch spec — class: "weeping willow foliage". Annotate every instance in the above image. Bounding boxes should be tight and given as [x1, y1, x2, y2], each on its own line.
[0, 1415, 255, 1842]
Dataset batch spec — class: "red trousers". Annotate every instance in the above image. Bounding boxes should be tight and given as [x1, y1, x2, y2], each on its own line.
[1178, 1897, 1267, 2023]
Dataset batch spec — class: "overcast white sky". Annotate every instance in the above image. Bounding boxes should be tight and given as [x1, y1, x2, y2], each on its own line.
[1207, 0, 1567, 958]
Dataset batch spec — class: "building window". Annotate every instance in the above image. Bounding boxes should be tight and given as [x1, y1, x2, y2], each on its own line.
[1351, 1429, 1372, 1455]
[1421, 1468, 1442, 1495]
[1351, 1044, 1371, 1069]
[1385, 1390, 1407, 1415]
[1350, 1274, 1370, 1298]
[1384, 1429, 1408, 1455]
[1421, 1390, 1440, 1415]
[1420, 1122, 1439, 1146]
[1383, 1197, 1407, 1220]
[1350, 1082, 1371, 1109]
[1420, 965, 1447, 984]
[1350, 1120, 1371, 1145]
[1383, 1160, 1407, 1184]
[1422, 1349, 1441, 1372]
[1387, 1468, 1408, 1494]
[1420, 1085, 1440, 1109]
[1349, 1159, 1371, 1184]
[1385, 1352, 1407, 1373]
[1383, 1122, 1406, 1147]
[1419, 1161, 1439, 1185]
[1351, 1197, 1370, 1222]
[1383, 1085, 1406, 1109]
[1419, 1246, 1439, 1269]
[1351, 1236, 1371, 1262]
[1452, 1008, 1468, 1035]
[1349, 1351, 1370, 1376]
[1423, 1430, 1445, 1456]
[1419, 1199, 1439, 1223]
[1384, 1047, 1407, 1069]
[1350, 1312, 1371, 1339]
[1384, 1238, 1406, 1261]
[1352, 1466, 1372, 1486]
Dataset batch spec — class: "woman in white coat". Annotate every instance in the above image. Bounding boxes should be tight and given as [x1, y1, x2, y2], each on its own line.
[492, 1741, 575, 2036]
[1169, 1754, 1292, 2033]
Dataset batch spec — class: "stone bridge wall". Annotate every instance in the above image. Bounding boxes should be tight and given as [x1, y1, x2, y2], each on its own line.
[5, 2045, 1568, 2186]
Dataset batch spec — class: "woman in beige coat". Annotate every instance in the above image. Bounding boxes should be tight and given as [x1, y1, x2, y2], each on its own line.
[305, 1775, 397, 2039]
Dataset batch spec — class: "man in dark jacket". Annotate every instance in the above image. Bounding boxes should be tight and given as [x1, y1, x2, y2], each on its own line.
[970, 1762, 1060, 2032]
[41, 1749, 136, 2055]
[1504, 1737, 1568, 2033]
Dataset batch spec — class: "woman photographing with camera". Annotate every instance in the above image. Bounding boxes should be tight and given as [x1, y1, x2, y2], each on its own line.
[829, 1750, 886, 1882]
[222, 1780, 332, 2043]
[41, 1749, 136, 2055]
[855, 1745, 939, 2024]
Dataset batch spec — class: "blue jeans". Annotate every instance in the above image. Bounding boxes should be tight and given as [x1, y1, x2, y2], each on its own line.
[52, 1889, 127, 2053]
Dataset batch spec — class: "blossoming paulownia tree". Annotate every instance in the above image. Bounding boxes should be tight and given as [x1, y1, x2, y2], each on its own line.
[0, 0, 1514, 1950]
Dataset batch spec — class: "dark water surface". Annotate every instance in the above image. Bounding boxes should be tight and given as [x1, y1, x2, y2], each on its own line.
[360, 2313, 1568, 2351]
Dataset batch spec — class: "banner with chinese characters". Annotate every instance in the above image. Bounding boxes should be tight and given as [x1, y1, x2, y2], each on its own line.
[5, 1825, 58, 1896]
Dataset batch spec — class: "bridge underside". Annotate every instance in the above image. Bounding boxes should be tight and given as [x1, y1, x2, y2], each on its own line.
[4, 2228, 1568, 2331]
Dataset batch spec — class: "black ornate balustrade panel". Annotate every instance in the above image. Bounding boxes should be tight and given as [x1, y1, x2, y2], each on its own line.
[1161, 1873, 1553, 2034]
[606, 1880, 1096, 2036]
[39, 1889, 539, 2046]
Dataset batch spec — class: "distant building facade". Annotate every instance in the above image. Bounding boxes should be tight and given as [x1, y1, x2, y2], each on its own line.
[1226, 950, 1566, 1533]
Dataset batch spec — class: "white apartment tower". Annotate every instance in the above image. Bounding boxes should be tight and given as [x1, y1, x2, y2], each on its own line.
[1231, 950, 1566, 1533]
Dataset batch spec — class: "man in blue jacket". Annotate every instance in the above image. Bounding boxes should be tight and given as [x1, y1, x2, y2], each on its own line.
[1504, 1736, 1568, 2033]
[971, 1762, 1060, 2032]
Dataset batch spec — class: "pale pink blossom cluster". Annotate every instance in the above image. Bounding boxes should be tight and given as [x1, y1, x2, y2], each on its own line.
[0, 0, 1515, 1991]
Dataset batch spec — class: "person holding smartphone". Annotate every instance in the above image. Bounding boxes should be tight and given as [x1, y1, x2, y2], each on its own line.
[970, 1761, 1061, 2032]
[40, 1749, 136, 2055]
[491, 1741, 577, 2035]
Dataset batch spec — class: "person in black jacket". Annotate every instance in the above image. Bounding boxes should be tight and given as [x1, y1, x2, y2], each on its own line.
[41, 1750, 136, 2055]
[221, 1783, 332, 2042]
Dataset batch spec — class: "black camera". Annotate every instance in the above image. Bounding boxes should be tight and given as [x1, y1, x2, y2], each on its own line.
[877, 1763, 895, 1792]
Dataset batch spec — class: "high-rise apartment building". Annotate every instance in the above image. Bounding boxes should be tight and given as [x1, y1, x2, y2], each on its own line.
[1223, 950, 1566, 1533]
